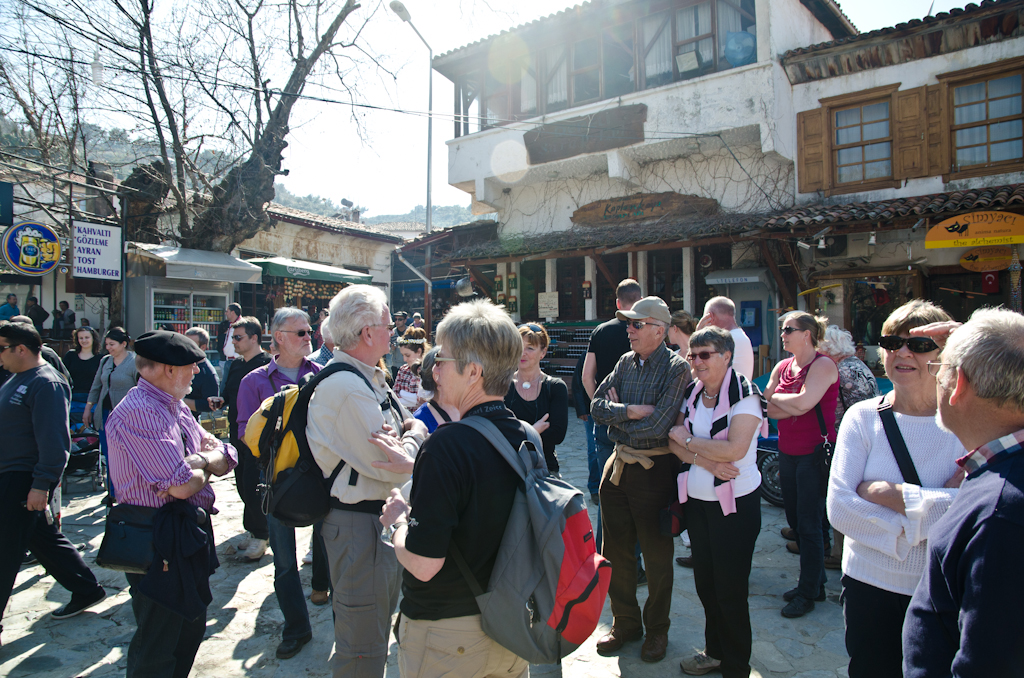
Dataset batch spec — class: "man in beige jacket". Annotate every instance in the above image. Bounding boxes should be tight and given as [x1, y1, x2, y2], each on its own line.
[307, 285, 427, 678]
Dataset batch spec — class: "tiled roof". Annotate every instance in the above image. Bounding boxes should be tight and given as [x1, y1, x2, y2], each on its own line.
[783, 0, 1020, 58]
[265, 203, 402, 241]
[765, 184, 1024, 229]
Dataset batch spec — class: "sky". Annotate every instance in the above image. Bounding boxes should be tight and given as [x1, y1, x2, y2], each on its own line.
[276, 0, 974, 220]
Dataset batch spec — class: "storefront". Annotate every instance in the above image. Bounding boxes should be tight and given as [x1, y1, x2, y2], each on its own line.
[246, 256, 372, 322]
[125, 243, 263, 361]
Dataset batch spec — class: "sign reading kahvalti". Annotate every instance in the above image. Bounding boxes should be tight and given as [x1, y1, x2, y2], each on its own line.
[925, 211, 1024, 249]
[524, 104, 647, 165]
[571, 192, 719, 225]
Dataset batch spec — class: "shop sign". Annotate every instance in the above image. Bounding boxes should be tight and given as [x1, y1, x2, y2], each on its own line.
[72, 223, 122, 280]
[524, 104, 647, 165]
[959, 246, 1013, 272]
[925, 211, 1024, 249]
[571, 192, 718, 225]
[2, 221, 62, 276]
[286, 265, 311, 277]
[537, 291, 559, 318]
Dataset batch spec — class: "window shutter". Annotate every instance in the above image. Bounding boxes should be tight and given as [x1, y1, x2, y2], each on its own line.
[926, 84, 950, 176]
[893, 87, 927, 180]
[797, 108, 827, 194]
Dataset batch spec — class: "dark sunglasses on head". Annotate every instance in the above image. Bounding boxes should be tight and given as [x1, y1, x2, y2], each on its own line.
[878, 336, 939, 353]
[780, 326, 804, 335]
[519, 323, 543, 333]
[686, 350, 720, 362]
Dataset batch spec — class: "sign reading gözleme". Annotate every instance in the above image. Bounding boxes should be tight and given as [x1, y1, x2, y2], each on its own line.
[2, 221, 62, 276]
[73, 222, 122, 280]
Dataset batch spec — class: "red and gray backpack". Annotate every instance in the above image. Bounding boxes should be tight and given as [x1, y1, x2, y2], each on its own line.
[449, 416, 611, 664]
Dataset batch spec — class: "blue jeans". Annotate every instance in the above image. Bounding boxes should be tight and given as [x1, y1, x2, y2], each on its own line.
[594, 425, 615, 551]
[779, 451, 827, 600]
[266, 514, 311, 641]
[585, 416, 600, 495]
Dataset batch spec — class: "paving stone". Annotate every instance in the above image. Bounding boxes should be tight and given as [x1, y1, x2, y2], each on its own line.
[752, 639, 794, 672]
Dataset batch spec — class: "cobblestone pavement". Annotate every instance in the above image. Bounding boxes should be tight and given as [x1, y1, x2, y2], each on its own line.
[2, 415, 850, 678]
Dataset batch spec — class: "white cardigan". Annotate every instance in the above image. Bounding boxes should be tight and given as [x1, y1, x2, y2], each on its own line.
[827, 398, 965, 596]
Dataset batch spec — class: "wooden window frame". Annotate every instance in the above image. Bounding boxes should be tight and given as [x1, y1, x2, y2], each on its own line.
[830, 98, 895, 191]
[938, 56, 1024, 181]
[570, 36, 602, 106]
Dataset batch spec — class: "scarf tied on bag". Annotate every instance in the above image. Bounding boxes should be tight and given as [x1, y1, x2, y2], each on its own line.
[678, 367, 768, 516]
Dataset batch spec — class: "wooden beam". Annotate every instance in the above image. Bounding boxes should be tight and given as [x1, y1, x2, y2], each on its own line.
[523, 250, 558, 261]
[780, 241, 808, 291]
[467, 265, 493, 296]
[591, 254, 616, 287]
[760, 240, 798, 310]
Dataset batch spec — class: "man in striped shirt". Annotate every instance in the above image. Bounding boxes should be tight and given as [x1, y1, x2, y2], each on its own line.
[106, 330, 237, 678]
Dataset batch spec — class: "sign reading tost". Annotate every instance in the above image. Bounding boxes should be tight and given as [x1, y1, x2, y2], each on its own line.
[1, 221, 62, 276]
[925, 211, 1024, 249]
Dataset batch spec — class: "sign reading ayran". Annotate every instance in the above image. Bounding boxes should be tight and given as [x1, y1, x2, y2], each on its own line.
[73, 222, 122, 280]
[925, 211, 1024, 249]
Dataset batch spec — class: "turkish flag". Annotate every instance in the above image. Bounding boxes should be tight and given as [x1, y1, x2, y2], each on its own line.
[982, 272, 999, 294]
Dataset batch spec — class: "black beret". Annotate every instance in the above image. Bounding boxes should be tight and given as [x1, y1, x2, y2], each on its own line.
[134, 330, 207, 366]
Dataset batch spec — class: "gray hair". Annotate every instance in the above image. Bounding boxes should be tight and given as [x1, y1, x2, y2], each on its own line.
[705, 296, 736, 318]
[940, 307, 1024, 411]
[270, 307, 310, 334]
[320, 322, 333, 346]
[185, 326, 210, 348]
[419, 346, 440, 392]
[435, 299, 522, 397]
[689, 326, 735, 366]
[326, 285, 388, 351]
[820, 325, 856, 359]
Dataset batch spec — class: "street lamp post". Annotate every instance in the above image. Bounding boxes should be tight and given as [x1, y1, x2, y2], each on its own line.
[389, 0, 432, 235]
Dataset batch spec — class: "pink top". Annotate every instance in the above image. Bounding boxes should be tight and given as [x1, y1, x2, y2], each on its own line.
[775, 354, 839, 456]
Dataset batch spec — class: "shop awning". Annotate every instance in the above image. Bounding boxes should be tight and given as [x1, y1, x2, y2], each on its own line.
[130, 243, 263, 284]
[704, 267, 772, 287]
[246, 256, 372, 284]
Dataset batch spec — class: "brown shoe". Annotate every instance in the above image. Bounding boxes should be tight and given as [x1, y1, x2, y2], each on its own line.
[310, 590, 330, 606]
[786, 540, 800, 555]
[675, 556, 693, 568]
[780, 526, 796, 540]
[824, 554, 842, 570]
[640, 632, 668, 663]
[596, 626, 643, 656]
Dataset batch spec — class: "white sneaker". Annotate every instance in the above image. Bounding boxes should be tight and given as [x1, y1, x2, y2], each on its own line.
[302, 549, 314, 564]
[681, 530, 691, 548]
[680, 651, 721, 675]
[242, 538, 268, 561]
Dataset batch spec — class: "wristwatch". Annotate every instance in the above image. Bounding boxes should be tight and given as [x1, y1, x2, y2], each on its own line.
[386, 520, 408, 543]
[684, 436, 693, 451]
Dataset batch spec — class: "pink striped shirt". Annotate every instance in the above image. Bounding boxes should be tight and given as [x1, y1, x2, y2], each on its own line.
[106, 378, 238, 511]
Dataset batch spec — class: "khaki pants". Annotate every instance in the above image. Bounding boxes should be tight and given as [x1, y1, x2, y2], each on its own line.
[398, 614, 529, 678]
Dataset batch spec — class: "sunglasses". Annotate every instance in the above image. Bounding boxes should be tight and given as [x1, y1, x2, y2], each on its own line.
[230, 334, 249, 341]
[627, 320, 662, 330]
[878, 336, 939, 353]
[686, 350, 720, 362]
[0, 344, 19, 353]
[279, 329, 311, 338]
[780, 326, 805, 335]
[519, 323, 543, 333]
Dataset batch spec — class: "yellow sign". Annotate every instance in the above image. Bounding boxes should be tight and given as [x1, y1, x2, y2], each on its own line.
[925, 211, 1024, 249]
[959, 246, 1013, 272]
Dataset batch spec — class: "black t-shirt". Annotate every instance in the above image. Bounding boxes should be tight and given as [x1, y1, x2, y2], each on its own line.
[222, 352, 272, 443]
[63, 351, 100, 395]
[401, 401, 526, 620]
[587, 318, 631, 389]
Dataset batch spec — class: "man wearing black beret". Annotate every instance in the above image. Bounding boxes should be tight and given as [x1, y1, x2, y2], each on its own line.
[105, 330, 238, 678]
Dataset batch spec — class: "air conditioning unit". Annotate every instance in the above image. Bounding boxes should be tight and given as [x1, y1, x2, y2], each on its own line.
[814, 233, 872, 260]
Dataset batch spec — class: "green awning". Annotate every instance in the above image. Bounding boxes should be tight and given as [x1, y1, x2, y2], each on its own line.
[246, 257, 372, 284]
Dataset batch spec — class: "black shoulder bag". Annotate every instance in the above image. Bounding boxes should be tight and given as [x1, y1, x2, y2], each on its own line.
[815, 403, 834, 497]
[876, 396, 922, 485]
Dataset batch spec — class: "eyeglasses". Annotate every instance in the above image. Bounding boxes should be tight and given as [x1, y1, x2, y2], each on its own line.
[434, 356, 458, 364]
[686, 350, 721, 362]
[0, 344, 19, 353]
[878, 336, 939, 353]
[780, 326, 805, 335]
[279, 329, 311, 338]
[230, 334, 249, 342]
[519, 323, 543, 333]
[627, 320, 662, 331]
[926, 361, 951, 377]
[366, 323, 396, 332]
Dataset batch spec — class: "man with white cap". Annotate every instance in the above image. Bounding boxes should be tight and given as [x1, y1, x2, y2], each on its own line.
[591, 296, 691, 663]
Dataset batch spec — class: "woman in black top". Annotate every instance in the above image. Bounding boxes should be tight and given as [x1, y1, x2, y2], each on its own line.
[63, 326, 102, 424]
[504, 323, 568, 474]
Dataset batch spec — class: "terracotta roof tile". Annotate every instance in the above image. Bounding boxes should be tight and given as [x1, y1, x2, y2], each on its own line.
[766, 184, 1024, 229]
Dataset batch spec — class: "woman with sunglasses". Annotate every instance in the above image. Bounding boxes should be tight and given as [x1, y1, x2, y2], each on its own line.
[668, 326, 766, 678]
[504, 323, 568, 475]
[764, 312, 838, 619]
[413, 346, 461, 433]
[826, 300, 965, 678]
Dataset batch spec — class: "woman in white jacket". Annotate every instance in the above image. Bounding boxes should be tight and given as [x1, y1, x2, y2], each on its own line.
[827, 300, 965, 678]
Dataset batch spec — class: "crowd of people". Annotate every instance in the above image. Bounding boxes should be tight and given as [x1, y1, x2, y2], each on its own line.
[2, 278, 1023, 678]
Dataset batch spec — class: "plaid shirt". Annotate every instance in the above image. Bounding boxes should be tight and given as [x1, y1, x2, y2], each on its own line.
[591, 343, 691, 449]
[958, 428, 1024, 475]
[394, 363, 419, 398]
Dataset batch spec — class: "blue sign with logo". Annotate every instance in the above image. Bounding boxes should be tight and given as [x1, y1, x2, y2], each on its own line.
[1, 221, 63, 276]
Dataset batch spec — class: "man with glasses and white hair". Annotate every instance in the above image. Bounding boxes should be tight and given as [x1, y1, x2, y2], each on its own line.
[902, 307, 1024, 677]
[591, 296, 692, 663]
[305, 284, 427, 678]
[235, 307, 323, 659]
